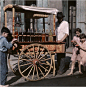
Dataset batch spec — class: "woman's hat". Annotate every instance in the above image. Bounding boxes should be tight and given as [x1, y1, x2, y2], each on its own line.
[57, 12, 65, 18]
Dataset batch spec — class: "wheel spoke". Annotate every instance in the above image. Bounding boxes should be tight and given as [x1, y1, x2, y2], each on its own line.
[40, 58, 51, 61]
[22, 52, 33, 61]
[38, 48, 45, 59]
[21, 64, 33, 74]
[20, 63, 32, 67]
[27, 48, 31, 56]
[36, 66, 39, 79]
[26, 66, 33, 78]
[19, 58, 32, 62]
[10, 59, 18, 61]
[38, 67, 44, 77]
[39, 52, 48, 60]
[40, 62, 51, 68]
[27, 47, 34, 59]
[36, 53, 37, 59]
[36, 46, 40, 59]
[33, 45, 35, 59]
[32, 65, 35, 80]
[12, 63, 18, 66]
[39, 64, 48, 72]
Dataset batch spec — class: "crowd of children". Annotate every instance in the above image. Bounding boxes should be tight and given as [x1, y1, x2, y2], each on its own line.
[68, 28, 86, 75]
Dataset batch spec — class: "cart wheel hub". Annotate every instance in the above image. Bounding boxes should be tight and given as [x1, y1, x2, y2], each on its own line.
[33, 59, 39, 66]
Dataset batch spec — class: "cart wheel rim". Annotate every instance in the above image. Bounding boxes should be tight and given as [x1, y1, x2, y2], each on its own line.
[18, 44, 52, 81]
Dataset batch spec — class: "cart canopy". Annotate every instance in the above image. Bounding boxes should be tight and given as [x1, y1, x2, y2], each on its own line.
[3, 4, 59, 18]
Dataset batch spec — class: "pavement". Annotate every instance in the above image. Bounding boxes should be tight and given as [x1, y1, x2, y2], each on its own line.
[6, 47, 86, 86]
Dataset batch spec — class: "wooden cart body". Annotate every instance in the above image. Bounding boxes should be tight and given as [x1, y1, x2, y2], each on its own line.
[3, 4, 66, 81]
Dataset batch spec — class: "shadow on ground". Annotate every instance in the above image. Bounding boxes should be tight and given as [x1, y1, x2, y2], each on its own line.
[8, 73, 86, 86]
[6, 76, 21, 85]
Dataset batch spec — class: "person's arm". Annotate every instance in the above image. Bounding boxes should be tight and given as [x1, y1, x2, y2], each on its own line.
[3, 38, 13, 49]
[59, 34, 68, 42]
[79, 44, 86, 52]
[76, 41, 86, 51]
[3, 38, 17, 49]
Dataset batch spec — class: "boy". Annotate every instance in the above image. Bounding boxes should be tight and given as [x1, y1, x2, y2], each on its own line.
[0, 27, 17, 87]
[77, 33, 86, 69]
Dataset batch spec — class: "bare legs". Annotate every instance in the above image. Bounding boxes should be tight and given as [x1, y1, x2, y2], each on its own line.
[78, 61, 82, 74]
[67, 61, 75, 75]
[67, 61, 82, 75]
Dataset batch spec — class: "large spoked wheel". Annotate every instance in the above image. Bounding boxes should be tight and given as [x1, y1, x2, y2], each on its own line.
[18, 44, 52, 81]
[8, 54, 19, 74]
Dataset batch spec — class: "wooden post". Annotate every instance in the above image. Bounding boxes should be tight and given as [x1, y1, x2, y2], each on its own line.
[53, 14, 55, 35]
[5, 11, 7, 27]
[12, 8, 15, 37]
[43, 18, 45, 32]
[51, 54, 55, 76]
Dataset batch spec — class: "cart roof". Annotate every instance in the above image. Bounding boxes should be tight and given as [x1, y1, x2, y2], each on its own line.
[3, 4, 59, 15]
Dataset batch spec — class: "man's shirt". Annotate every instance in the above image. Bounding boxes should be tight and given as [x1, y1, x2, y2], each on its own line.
[55, 20, 69, 41]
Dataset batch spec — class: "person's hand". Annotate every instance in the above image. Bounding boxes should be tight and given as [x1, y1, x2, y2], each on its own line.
[57, 40, 62, 43]
[73, 41, 77, 45]
[71, 40, 74, 43]
[75, 44, 80, 49]
[11, 38, 17, 44]
[13, 43, 17, 48]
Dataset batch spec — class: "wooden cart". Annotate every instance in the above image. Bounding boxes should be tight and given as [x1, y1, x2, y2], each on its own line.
[3, 4, 65, 81]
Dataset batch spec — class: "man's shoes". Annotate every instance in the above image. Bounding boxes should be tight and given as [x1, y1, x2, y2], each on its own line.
[57, 70, 63, 75]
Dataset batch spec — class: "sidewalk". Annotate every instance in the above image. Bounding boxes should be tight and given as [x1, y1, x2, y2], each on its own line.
[66, 46, 73, 57]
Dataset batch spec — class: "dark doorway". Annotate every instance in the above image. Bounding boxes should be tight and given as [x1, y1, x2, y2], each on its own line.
[68, 0, 76, 46]
[25, 0, 36, 32]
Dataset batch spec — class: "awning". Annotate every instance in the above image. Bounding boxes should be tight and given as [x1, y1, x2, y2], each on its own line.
[3, 4, 59, 15]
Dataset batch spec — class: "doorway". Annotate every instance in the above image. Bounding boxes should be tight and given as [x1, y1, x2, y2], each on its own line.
[68, 0, 76, 46]
[25, 0, 36, 32]
[62, 0, 76, 47]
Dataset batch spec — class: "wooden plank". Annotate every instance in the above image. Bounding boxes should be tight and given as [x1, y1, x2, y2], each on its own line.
[12, 8, 15, 37]
[5, 11, 7, 27]
[43, 18, 45, 32]
[53, 15, 55, 34]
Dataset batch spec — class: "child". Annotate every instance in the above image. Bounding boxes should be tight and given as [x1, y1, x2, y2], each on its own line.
[0, 27, 17, 87]
[77, 33, 86, 71]
[68, 28, 82, 75]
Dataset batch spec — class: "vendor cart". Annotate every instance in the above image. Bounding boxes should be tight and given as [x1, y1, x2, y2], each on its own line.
[3, 4, 66, 81]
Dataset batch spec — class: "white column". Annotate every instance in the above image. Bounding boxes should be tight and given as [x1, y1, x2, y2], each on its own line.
[76, 0, 86, 33]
